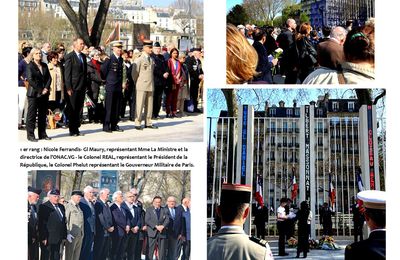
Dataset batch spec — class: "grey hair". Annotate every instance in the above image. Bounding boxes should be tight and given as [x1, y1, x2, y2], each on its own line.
[83, 186, 94, 194]
[30, 47, 40, 56]
[178, 52, 186, 59]
[99, 188, 110, 195]
[112, 191, 122, 201]
[89, 49, 100, 58]
[330, 26, 347, 41]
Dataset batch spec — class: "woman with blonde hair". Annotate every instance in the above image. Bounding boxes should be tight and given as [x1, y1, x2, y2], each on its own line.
[226, 23, 258, 84]
[296, 22, 318, 82]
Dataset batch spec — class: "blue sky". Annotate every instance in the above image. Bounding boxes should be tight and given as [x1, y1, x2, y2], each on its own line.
[226, 0, 243, 12]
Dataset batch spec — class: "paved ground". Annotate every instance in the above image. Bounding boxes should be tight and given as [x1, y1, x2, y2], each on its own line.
[267, 236, 352, 259]
[19, 111, 204, 142]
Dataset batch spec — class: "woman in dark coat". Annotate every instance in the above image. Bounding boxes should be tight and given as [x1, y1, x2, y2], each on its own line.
[296, 22, 318, 83]
[87, 49, 104, 123]
[25, 48, 52, 142]
[296, 201, 310, 258]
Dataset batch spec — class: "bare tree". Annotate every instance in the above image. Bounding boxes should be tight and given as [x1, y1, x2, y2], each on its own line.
[243, 0, 291, 25]
[59, 0, 111, 47]
[170, 0, 203, 16]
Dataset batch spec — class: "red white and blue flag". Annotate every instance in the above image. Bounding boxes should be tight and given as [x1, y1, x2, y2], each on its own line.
[255, 174, 264, 207]
[329, 174, 336, 211]
[291, 174, 298, 200]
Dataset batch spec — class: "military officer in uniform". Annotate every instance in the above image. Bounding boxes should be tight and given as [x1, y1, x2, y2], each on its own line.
[186, 47, 204, 113]
[28, 187, 41, 260]
[345, 190, 386, 260]
[38, 189, 67, 260]
[101, 41, 124, 133]
[207, 184, 274, 260]
[131, 40, 158, 130]
[65, 190, 84, 260]
[151, 41, 169, 119]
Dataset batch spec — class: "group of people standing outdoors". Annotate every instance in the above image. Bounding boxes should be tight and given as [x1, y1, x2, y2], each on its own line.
[18, 37, 204, 141]
[28, 185, 191, 260]
[226, 17, 375, 84]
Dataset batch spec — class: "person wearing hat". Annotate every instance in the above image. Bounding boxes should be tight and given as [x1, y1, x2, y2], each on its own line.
[38, 189, 67, 260]
[101, 40, 124, 133]
[28, 187, 41, 260]
[345, 190, 386, 260]
[64, 37, 88, 137]
[207, 184, 273, 260]
[131, 39, 158, 130]
[151, 41, 169, 119]
[64, 190, 84, 260]
[186, 47, 203, 113]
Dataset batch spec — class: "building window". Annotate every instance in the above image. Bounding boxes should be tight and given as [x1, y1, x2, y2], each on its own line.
[283, 121, 288, 131]
[270, 108, 276, 116]
[270, 151, 275, 160]
[317, 108, 323, 116]
[332, 102, 339, 111]
[292, 121, 297, 129]
[317, 121, 323, 130]
[287, 109, 292, 117]
[283, 136, 287, 145]
[270, 136, 275, 145]
[270, 121, 276, 130]
[318, 136, 323, 145]
[295, 108, 300, 116]
[348, 101, 355, 112]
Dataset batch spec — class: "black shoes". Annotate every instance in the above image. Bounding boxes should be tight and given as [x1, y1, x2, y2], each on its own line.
[145, 125, 158, 129]
[103, 129, 112, 133]
[135, 126, 143, 130]
[39, 135, 52, 140]
[279, 253, 289, 256]
[70, 132, 83, 137]
[111, 126, 124, 132]
[27, 136, 38, 142]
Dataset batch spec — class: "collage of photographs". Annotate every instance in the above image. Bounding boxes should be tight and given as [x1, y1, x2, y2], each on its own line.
[2, 0, 396, 259]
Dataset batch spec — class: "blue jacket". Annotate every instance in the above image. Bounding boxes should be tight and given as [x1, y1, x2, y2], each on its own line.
[110, 203, 129, 237]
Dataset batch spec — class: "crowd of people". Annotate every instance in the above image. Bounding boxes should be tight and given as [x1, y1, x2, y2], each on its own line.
[18, 38, 204, 141]
[208, 184, 385, 259]
[28, 186, 191, 260]
[226, 18, 375, 84]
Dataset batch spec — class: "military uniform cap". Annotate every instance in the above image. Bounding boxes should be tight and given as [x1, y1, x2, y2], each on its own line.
[49, 189, 60, 196]
[71, 190, 83, 197]
[192, 47, 201, 52]
[220, 183, 251, 204]
[143, 40, 153, 47]
[153, 42, 161, 47]
[357, 190, 386, 210]
[28, 186, 42, 196]
[111, 41, 123, 48]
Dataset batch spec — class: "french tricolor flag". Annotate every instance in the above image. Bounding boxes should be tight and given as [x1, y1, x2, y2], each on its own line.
[291, 175, 298, 200]
[329, 174, 336, 211]
[255, 174, 264, 207]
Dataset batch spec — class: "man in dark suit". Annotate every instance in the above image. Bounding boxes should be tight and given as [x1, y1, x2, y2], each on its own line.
[121, 191, 142, 260]
[186, 48, 204, 113]
[175, 198, 191, 260]
[253, 202, 269, 239]
[317, 26, 347, 69]
[110, 191, 130, 260]
[79, 186, 96, 260]
[151, 42, 169, 119]
[94, 188, 114, 260]
[28, 187, 41, 260]
[166, 196, 178, 260]
[64, 37, 87, 136]
[345, 190, 386, 260]
[137, 200, 147, 260]
[277, 18, 298, 84]
[38, 189, 67, 260]
[101, 41, 124, 133]
[145, 196, 170, 260]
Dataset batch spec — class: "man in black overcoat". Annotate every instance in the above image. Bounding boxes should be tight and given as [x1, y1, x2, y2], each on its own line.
[38, 189, 67, 260]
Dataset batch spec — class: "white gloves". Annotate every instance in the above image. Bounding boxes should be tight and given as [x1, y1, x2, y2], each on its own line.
[67, 234, 74, 243]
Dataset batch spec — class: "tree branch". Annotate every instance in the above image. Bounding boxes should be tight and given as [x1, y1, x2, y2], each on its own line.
[90, 0, 112, 47]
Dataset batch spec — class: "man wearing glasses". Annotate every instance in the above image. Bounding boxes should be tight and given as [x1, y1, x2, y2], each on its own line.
[122, 190, 142, 260]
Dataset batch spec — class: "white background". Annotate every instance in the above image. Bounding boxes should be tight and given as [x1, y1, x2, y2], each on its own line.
[0, 1, 399, 259]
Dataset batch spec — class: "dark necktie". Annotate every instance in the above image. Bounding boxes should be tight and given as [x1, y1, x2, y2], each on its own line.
[78, 53, 83, 64]
[156, 208, 160, 220]
[30, 205, 37, 221]
[54, 204, 63, 221]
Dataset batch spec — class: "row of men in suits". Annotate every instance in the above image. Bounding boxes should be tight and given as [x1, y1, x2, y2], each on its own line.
[28, 185, 191, 260]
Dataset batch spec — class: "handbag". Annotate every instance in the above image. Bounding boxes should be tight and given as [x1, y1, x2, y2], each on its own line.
[47, 109, 56, 129]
